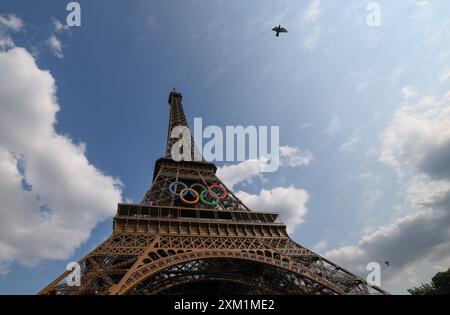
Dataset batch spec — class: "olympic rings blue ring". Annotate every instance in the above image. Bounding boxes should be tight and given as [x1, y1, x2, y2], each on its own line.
[168, 181, 188, 196]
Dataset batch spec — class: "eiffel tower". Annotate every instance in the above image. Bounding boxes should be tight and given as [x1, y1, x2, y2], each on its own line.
[39, 90, 388, 295]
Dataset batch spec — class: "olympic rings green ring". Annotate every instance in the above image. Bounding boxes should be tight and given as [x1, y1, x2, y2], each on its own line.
[200, 189, 220, 206]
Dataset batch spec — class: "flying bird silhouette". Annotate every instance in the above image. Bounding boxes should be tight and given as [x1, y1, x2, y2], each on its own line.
[272, 25, 288, 37]
[384, 261, 390, 266]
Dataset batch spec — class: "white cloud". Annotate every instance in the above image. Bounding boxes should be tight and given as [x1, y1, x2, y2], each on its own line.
[0, 14, 22, 51]
[279, 145, 313, 167]
[300, 0, 321, 25]
[380, 97, 450, 177]
[326, 90, 450, 293]
[47, 35, 63, 58]
[52, 18, 70, 34]
[416, 1, 430, 7]
[217, 145, 313, 189]
[298, 1, 322, 50]
[339, 130, 361, 153]
[0, 46, 122, 270]
[216, 159, 265, 190]
[298, 122, 312, 130]
[0, 36, 14, 51]
[401, 86, 418, 98]
[236, 186, 310, 233]
[0, 14, 23, 32]
[325, 200, 450, 293]
[323, 115, 342, 135]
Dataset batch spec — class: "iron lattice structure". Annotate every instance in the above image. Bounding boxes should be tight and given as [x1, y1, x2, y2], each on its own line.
[39, 90, 388, 295]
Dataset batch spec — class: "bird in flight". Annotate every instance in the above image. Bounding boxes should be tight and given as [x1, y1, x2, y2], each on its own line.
[272, 25, 288, 37]
[384, 261, 390, 266]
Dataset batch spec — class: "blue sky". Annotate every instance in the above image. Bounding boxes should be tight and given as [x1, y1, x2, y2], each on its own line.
[1, 0, 450, 294]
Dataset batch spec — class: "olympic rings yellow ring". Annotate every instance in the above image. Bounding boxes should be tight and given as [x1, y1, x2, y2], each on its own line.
[179, 188, 200, 204]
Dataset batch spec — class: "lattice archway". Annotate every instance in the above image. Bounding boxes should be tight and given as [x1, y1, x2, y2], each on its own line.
[112, 250, 347, 295]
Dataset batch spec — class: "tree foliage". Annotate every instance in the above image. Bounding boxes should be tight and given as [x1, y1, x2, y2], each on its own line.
[408, 268, 450, 295]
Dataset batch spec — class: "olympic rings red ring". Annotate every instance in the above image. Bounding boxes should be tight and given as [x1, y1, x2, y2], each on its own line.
[208, 184, 228, 199]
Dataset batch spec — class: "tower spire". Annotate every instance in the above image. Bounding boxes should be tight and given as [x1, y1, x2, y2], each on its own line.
[165, 89, 201, 161]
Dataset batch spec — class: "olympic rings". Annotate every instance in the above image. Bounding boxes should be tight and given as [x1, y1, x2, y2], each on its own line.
[168, 181, 227, 206]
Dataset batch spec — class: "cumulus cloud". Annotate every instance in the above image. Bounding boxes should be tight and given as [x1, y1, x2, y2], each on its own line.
[216, 159, 265, 190]
[217, 145, 313, 189]
[236, 186, 310, 233]
[0, 46, 122, 271]
[326, 188, 450, 293]
[279, 145, 313, 167]
[380, 97, 450, 178]
[326, 90, 450, 293]
[47, 35, 63, 58]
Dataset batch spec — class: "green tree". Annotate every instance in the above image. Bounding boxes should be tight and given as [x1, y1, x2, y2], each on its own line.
[408, 268, 450, 295]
